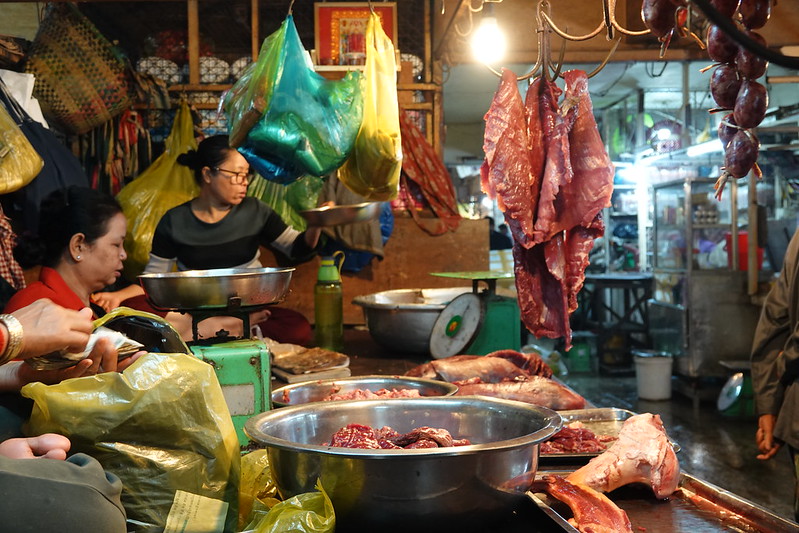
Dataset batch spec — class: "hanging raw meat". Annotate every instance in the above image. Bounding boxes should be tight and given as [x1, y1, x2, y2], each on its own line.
[481, 69, 612, 350]
[481, 68, 537, 246]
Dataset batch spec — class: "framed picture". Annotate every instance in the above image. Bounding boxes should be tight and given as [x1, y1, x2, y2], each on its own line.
[314, 2, 397, 66]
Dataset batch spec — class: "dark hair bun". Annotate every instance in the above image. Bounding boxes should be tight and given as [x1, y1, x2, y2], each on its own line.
[177, 150, 201, 169]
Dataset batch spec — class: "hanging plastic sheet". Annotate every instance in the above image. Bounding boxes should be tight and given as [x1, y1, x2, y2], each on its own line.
[337, 12, 402, 201]
[116, 101, 199, 278]
[223, 16, 364, 184]
[247, 174, 323, 232]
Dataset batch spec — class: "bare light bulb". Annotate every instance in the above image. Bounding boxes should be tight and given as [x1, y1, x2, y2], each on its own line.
[471, 10, 506, 65]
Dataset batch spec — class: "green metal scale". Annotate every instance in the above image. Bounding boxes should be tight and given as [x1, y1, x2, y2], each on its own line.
[428, 271, 521, 359]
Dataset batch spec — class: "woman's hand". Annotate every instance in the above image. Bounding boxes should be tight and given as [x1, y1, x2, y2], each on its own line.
[11, 300, 93, 358]
[91, 285, 145, 313]
[13, 338, 146, 388]
[304, 201, 335, 248]
[0, 433, 71, 460]
[91, 292, 125, 313]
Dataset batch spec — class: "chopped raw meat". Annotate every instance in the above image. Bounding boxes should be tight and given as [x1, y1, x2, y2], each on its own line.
[541, 475, 633, 533]
[567, 413, 680, 499]
[328, 423, 382, 449]
[454, 376, 586, 410]
[540, 422, 616, 454]
[326, 424, 471, 449]
[323, 388, 422, 401]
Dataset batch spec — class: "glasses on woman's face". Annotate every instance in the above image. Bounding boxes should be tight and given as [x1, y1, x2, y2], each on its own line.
[213, 167, 252, 185]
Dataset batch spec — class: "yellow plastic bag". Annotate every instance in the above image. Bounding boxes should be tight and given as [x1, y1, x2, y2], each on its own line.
[243, 480, 335, 533]
[116, 101, 199, 278]
[0, 96, 43, 195]
[238, 449, 280, 528]
[22, 352, 241, 533]
[337, 12, 402, 201]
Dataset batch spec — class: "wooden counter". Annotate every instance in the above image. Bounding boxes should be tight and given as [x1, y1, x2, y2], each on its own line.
[260, 215, 489, 325]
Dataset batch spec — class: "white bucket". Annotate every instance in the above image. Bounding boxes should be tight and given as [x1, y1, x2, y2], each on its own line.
[634, 354, 673, 400]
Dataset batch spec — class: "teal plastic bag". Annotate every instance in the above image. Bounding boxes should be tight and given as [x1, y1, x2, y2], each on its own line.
[227, 16, 364, 184]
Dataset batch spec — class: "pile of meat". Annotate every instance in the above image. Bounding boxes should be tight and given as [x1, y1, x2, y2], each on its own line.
[326, 423, 471, 449]
[323, 388, 421, 401]
[539, 422, 616, 455]
[481, 69, 614, 350]
[406, 349, 586, 410]
[537, 413, 680, 532]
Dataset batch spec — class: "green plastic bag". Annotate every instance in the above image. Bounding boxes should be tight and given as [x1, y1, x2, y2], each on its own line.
[247, 174, 323, 232]
[338, 12, 402, 201]
[116, 102, 199, 278]
[23, 352, 241, 533]
[225, 16, 364, 184]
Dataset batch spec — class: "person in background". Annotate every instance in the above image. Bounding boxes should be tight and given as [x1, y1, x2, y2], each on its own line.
[0, 299, 127, 532]
[487, 216, 512, 250]
[2, 187, 143, 438]
[750, 228, 799, 523]
[98, 135, 327, 345]
[5, 186, 127, 317]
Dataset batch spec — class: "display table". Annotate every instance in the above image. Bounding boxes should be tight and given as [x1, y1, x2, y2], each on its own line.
[572, 273, 654, 372]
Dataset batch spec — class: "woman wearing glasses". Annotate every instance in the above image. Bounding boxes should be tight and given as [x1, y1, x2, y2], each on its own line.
[97, 135, 325, 345]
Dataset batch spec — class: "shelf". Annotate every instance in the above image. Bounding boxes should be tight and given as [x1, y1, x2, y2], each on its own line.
[691, 223, 730, 229]
[610, 212, 637, 217]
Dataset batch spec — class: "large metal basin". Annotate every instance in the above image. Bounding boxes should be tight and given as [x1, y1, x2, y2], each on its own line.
[352, 287, 472, 354]
[271, 375, 459, 407]
[138, 267, 294, 310]
[245, 396, 561, 531]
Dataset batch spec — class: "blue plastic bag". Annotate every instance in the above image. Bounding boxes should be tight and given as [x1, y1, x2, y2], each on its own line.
[226, 16, 364, 184]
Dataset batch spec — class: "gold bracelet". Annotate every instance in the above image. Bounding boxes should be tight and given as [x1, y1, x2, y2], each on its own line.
[0, 314, 24, 365]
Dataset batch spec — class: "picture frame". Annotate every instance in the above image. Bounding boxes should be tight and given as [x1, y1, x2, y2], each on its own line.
[314, 2, 397, 66]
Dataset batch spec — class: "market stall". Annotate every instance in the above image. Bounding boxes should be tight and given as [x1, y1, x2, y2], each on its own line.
[2, 0, 799, 532]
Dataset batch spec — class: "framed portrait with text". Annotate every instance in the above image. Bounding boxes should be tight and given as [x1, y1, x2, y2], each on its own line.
[314, 2, 397, 66]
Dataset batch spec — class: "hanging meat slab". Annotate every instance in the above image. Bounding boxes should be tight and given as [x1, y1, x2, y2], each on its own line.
[482, 69, 613, 350]
[481, 68, 538, 247]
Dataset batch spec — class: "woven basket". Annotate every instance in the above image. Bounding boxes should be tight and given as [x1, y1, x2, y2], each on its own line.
[24, 3, 132, 135]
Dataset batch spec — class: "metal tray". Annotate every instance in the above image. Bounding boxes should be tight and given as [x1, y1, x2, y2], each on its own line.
[539, 408, 680, 462]
[528, 470, 799, 532]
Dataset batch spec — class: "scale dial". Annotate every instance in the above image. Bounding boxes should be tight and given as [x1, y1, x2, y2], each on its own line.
[429, 293, 484, 359]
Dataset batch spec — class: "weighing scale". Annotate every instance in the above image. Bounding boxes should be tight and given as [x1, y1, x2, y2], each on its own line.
[428, 271, 521, 358]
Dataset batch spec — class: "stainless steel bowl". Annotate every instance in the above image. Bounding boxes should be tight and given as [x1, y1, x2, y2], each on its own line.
[138, 267, 294, 310]
[299, 202, 380, 226]
[271, 375, 459, 408]
[245, 396, 561, 531]
[352, 287, 473, 354]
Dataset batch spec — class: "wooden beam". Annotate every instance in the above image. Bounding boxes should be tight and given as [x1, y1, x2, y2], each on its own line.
[187, 0, 199, 85]
[251, 0, 259, 60]
[433, 0, 468, 60]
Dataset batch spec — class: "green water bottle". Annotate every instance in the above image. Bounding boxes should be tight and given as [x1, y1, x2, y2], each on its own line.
[314, 251, 345, 351]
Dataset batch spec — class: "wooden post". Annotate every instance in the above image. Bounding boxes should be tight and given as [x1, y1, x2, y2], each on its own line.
[187, 0, 199, 85]
[251, 0, 259, 60]
[748, 170, 758, 295]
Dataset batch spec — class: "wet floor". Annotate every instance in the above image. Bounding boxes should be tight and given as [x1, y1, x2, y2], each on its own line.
[560, 372, 797, 523]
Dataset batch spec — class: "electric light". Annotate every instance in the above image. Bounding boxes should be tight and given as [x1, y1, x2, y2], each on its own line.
[471, 4, 506, 65]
